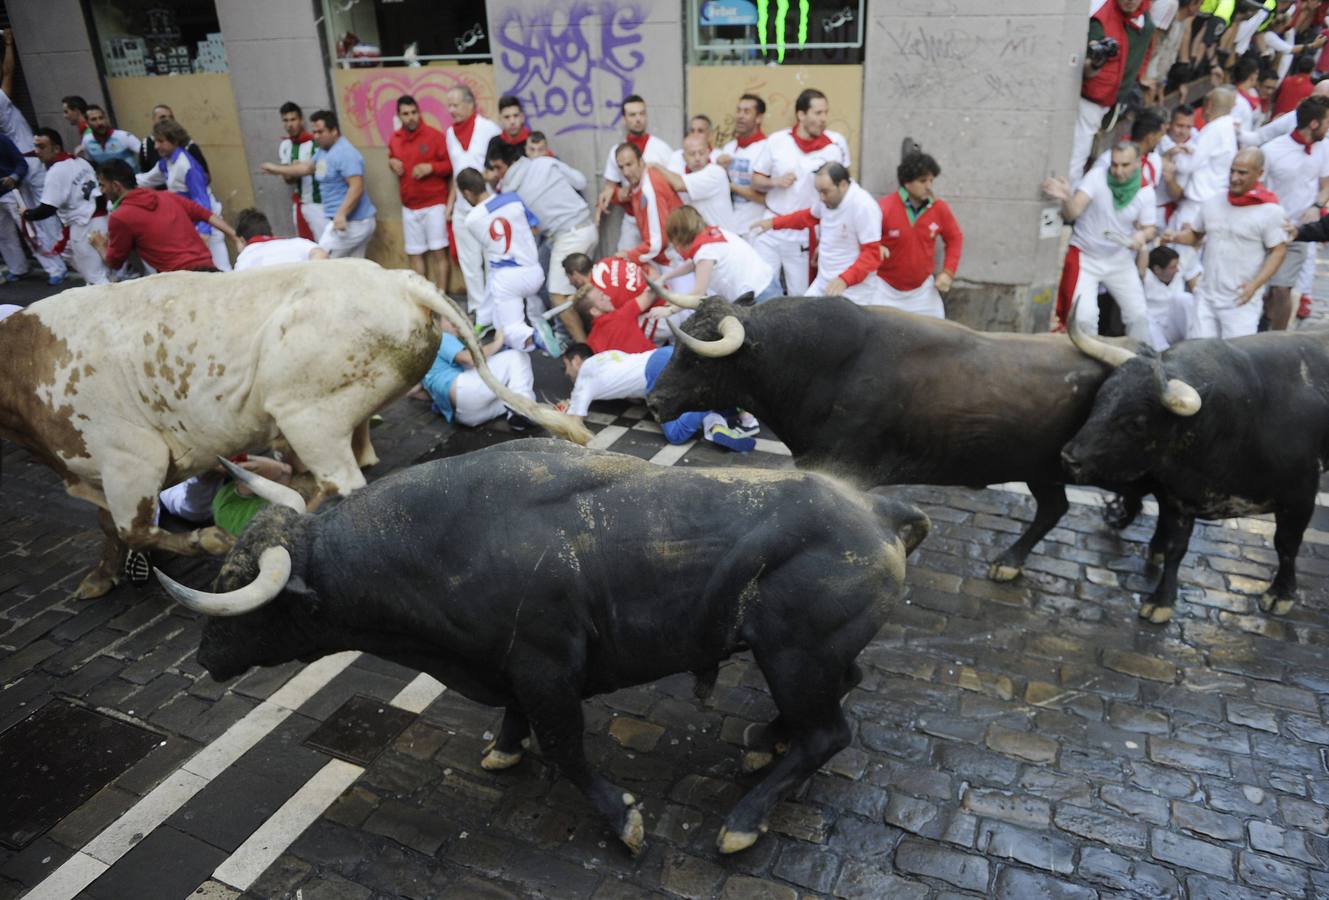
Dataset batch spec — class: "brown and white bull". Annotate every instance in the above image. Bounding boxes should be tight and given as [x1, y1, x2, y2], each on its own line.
[0, 258, 590, 599]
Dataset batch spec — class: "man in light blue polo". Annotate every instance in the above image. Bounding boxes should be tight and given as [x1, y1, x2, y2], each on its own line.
[80, 105, 141, 172]
[263, 109, 376, 257]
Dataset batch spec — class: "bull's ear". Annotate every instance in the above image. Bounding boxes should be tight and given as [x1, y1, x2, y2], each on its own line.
[284, 574, 313, 597]
[1162, 379, 1201, 417]
[734, 291, 757, 307]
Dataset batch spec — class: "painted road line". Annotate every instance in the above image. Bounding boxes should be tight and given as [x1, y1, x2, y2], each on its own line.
[588, 424, 630, 450]
[26, 652, 360, 900]
[392, 673, 446, 714]
[649, 440, 694, 467]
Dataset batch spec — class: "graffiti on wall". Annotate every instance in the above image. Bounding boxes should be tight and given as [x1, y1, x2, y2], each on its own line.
[338, 67, 496, 148]
[494, 3, 647, 136]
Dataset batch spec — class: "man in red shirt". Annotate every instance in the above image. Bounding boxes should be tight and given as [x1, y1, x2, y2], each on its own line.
[570, 255, 666, 352]
[877, 152, 963, 318]
[88, 158, 238, 276]
[613, 142, 684, 269]
[388, 95, 452, 292]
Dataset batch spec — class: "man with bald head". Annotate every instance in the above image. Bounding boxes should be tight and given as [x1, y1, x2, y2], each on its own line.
[445, 85, 502, 314]
[652, 132, 735, 230]
[1163, 148, 1287, 338]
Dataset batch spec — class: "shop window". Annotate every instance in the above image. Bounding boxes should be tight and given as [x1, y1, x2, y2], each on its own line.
[689, 0, 865, 65]
[323, 0, 490, 66]
[86, 0, 226, 77]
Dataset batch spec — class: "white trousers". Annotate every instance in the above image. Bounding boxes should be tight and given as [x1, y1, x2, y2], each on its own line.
[617, 213, 642, 253]
[480, 264, 545, 350]
[318, 217, 375, 258]
[1147, 290, 1194, 351]
[0, 193, 28, 276]
[453, 204, 485, 312]
[547, 221, 599, 296]
[65, 218, 110, 285]
[1070, 98, 1109, 186]
[298, 201, 327, 241]
[1192, 293, 1262, 338]
[809, 270, 887, 307]
[453, 349, 535, 426]
[879, 276, 946, 318]
[20, 161, 66, 278]
[754, 230, 810, 295]
[1071, 250, 1150, 344]
[1296, 242, 1318, 297]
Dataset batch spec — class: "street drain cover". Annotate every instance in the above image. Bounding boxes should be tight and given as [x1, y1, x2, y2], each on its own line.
[0, 700, 161, 849]
[303, 694, 416, 767]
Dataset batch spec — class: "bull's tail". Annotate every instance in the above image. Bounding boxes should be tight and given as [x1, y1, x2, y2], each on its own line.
[407, 277, 592, 445]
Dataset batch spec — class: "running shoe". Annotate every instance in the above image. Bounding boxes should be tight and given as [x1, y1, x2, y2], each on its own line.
[124, 549, 151, 584]
[732, 411, 760, 438]
[1298, 296, 1312, 320]
[706, 423, 756, 453]
[47, 273, 66, 287]
[532, 318, 563, 358]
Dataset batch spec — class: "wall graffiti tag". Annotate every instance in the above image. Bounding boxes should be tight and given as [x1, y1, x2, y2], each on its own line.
[338, 68, 495, 148]
[495, 2, 647, 136]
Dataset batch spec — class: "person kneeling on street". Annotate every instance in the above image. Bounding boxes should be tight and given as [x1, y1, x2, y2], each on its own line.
[415, 316, 536, 431]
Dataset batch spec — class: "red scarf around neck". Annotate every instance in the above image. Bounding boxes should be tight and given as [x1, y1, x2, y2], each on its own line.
[291, 130, 314, 145]
[790, 127, 831, 154]
[245, 235, 282, 244]
[1292, 129, 1316, 155]
[1229, 182, 1280, 206]
[626, 132, 651, 154]
[736, 129, 766, 149]
[685, 226, 727, 259]
[452, 112, 478, 150]
[1237, 87, 1264, 113]
[50, 151, 73, 164]
[500, 125, 531, 145]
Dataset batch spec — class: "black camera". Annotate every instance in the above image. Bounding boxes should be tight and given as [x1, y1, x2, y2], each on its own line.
[1087, 37, 1120, 68]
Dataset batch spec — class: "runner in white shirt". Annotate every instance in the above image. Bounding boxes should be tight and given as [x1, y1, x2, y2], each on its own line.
[1142, 245, 1195, 350]
[232, 208, 329, 271]
[1162, 148, 1288, 338]
[1258, 95, 1329, 330]
[662, 206, 780, 302]
[595, 95, 672, 252]
[444, 86, 503, 313]
[752, 163, 882, 306]
[654, 133, 735, 231]
[23, 128, 107, 285]
[752, 88, 851, 295]
[665, 114, 721, 175]
[561, 346, 654, 421]
[1042, 141, 1157, 342]
[458, 168, 545, 353]
[1174, 88, 1238, 226]
[718, 93, 771, 232]
[0, 32, 65, 282]
[1157, 104, 1196, 223]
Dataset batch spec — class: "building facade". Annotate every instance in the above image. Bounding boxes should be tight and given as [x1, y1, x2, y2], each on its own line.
[8, 0, 1087, 332]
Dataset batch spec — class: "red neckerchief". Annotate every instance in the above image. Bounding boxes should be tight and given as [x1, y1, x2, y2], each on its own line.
[1292, 129, 1316, 155]
[245, 235, 282, 244]
[736, 129, 766, 149]
[90, 128, 113, 147]
[1237, 87, 1264, 113]
[790, 127, 831, 154]
[452, 112, 478, 150]
[626, 132, 651, 154]
[50, 151, 73, 164]
[684, 226, 727, 259]
[1229, 183, 1280, 206]
[500, 126, 531, 145]
[290, 130, 314, 145]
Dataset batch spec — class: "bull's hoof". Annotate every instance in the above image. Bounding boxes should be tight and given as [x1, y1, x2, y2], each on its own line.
[1144, 604, 1174, 625]
[1259, 593, 1296, 616]
[1138, 603, 1155, 620]
[480, 739, 526, 771]
[1103, 495, 1142, 530]
[740, 750, 774, 774]
[717, 826, 760, 855]
[1148, 551, 1166, 568]
[988, 563, 1022, 583]
[196, 527, 234, 556]
[619, 797, 645, 856]
[73, 571, 118, 600]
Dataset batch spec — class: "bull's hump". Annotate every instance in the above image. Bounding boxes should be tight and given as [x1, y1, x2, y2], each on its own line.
[0, 309, 91, 462]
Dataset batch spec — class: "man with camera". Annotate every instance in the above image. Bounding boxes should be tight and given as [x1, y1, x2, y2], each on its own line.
[1071, 0, 1157, 185]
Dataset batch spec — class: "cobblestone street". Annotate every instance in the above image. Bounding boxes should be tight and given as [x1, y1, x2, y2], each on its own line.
[5, 276, 1329, 899]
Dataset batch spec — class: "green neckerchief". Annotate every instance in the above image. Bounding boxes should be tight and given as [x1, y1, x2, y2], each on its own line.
[1107, 168, 1142, 210]
[899, 188, 932, 225]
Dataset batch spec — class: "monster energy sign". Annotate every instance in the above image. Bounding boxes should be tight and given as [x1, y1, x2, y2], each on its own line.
[758, 0, 810, 62]
[698, 0, 816, 62]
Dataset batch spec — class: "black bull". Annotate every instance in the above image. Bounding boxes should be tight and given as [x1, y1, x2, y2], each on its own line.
[155, 440, 929, 856]
[1062, 322, 1329, 621]
[646, 293, 1156, 581]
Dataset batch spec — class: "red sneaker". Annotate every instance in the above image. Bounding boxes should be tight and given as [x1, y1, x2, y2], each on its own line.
[1298, 296, 1312, 320]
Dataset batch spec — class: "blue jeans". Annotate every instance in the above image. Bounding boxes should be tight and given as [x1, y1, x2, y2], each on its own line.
[754, 273, 783, 304]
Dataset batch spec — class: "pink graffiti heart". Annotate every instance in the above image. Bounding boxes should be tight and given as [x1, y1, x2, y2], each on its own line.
[342, 69, 487, 147]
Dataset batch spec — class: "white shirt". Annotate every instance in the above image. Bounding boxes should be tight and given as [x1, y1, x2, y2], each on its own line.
[568, 350, 653, 417]
[808, 181, 881, 280]
[1194, 193, 1287, 308]
[1178, 116, 1237, 204]
[676, 163, 736, 231]
[279, 136, 318, 206]
[445, 114, 503, 216]
[603, 135, 672, 184]
[235, 237, 320, 270]
[721, 135, 770, 230]
[40, 156, 100, 227]
[1069, 170, 1157, 262]
[465, 192, 540, 269]
[760, 128, 851, 219]
[691, 228, 774, 299]
[1156, 133, 1194, 206]
[1090, 147, 1162, 193]
[1255, 109, 1297, 146]
[1262, 132, 1329, 220]
[0, 89, 33, 151]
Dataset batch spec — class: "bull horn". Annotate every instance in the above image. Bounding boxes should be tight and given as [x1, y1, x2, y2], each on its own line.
[1066, 297, 1136, 368]
[1161, 378, 1202, 416]
[669, 315, 746, 358]
[646, 278, 704, 310]
[155, 545, 292, 617]
[218, 457, 306, 514]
